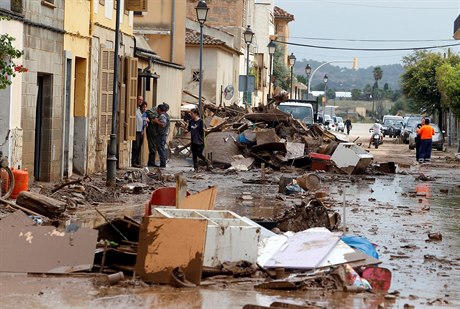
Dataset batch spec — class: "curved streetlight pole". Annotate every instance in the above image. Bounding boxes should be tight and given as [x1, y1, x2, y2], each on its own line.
[307, 60, 354, 96]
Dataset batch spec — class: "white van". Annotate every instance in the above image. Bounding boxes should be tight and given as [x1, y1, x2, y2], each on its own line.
[277, 100, 315, 127]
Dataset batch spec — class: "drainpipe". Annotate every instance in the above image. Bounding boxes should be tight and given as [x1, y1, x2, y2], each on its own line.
[170, 0, 176, 62]
[90, 0, 94, 35]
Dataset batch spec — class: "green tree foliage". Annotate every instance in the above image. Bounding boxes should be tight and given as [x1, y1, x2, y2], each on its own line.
[401, 51, 460, 126]
[0, 21, 26, 89]
[272, 43, 290, 91]
[436, 63, 460, 117]
[296, 74, 307, 85]
[373, 67, 383, 85]
[351, 88, 361, 100]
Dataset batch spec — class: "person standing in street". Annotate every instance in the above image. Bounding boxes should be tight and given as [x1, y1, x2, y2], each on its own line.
[344, 117, 352, 135]
[414, 117, 425, 162]
[185, 108, 213, 172]
[152, 103, 170, 167]
[417, 118, 435, 163]
[145, 106, 158, 167]
[131, 101, 149, 167]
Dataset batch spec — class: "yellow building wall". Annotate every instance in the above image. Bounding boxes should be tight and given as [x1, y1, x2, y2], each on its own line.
[134, 0, 186, 65]
[93, 0, 134, 35]
[64, 0, 91, 117]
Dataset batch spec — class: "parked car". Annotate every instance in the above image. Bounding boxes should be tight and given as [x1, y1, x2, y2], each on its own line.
[335, 116, 345, 132]
[323, 114, 336, 131]
[400, 116, 424, 144]
[382, 115, 403, 137]
[408, 123, 444, 151]
[388, 120, 403, 138]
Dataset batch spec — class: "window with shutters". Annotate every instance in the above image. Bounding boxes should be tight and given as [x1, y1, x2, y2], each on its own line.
[99, 49, 115, 139]
[125, 57, 138, 141]
[126, 0, 148, 12]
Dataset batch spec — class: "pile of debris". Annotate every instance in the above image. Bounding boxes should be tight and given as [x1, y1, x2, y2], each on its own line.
[0, 172, 393, 303]
[173, 103, 374, 175]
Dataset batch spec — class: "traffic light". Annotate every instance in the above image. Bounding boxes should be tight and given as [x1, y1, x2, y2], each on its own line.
[352, 57, 358, 70]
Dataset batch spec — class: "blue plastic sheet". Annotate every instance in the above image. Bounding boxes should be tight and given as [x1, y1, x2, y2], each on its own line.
[341, 235, 379, 259]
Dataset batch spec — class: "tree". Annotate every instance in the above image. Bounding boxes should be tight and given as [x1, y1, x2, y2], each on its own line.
[1, 21, 26, 89]
[436, 62, 460, 117]
[400, 51, 460, 127]
[296, 74, 307, 85]
[373, 67, 383, 86]
[272, 43, 290, 92]
[351, 88, 361, 100]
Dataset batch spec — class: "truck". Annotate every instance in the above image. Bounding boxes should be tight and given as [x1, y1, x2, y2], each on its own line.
[277, 100, 315, 127]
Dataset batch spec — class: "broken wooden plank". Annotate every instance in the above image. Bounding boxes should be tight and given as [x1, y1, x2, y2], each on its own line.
[256, 129, 280, 145]
[0, 197, 46, 218]
[244, 112, 290, 124]
[179, 186, 217, 211]
[16, 191, 67, 218]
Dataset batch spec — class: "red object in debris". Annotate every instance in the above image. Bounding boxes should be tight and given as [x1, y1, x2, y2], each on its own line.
[144, 187, 190, 216]
[11, 168, 29, 199]
[308, 153, 331, 171]
[361, 267, 392, 292]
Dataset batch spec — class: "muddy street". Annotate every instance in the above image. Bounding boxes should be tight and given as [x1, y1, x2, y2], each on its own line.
[1, 124, 460, 309]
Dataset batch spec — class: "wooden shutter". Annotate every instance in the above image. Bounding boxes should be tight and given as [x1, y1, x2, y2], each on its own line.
[126, 0, 147, 12]
[99, 49, 115, 139]
[126, 56, 138, 141]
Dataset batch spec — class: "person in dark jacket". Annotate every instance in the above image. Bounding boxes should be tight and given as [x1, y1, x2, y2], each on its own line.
[151, 103, 170, 167]
[145, 106, 158, 166]
[344, 117, 352, 135]
[185, 108, 212, 172]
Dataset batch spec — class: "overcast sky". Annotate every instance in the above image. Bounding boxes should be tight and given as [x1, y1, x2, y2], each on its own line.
[275, 0, 460, 68]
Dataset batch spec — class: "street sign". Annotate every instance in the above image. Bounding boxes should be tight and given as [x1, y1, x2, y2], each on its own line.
[238, 75, 255, 92]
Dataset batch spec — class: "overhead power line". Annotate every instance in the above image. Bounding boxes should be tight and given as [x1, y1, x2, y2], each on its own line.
[277, 40, 460, 52]
[288, 36, 457, 43]
[283, 0, 458, 11]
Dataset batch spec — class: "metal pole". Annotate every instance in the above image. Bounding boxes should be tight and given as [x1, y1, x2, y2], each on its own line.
[245, 43, 250, 106]
[198, 23, 204, 114]
[323, 82, 327, 119]
[106, 0, 121, 187]
[268, 54, 273, 100]
[290, 66, 293, 98]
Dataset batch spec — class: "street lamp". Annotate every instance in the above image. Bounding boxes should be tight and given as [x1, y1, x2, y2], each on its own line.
[323, 74, 328, 118]
[288, 53, 296, 98]
[243, 25, 254, 106]
[267, 40, 276, 101]
[196, 0, 209, 115]
[305, 63, 311, 98]
[107, 0, 122, 186]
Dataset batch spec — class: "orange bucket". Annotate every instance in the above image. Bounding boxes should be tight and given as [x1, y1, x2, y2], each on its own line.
[11, 168, 29, 199]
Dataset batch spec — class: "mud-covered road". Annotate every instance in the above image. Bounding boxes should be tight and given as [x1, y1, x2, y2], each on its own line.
[1, 123, 459, 309]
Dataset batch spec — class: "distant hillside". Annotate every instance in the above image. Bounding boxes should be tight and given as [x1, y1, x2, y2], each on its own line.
[293, 59, 404, 91]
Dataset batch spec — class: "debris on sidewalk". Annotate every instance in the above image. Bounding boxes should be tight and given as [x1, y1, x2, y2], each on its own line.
[0, 211, 98, 273]
[15, 191, 67, 218]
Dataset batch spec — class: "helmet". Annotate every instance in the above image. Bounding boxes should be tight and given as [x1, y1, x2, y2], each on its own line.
[375, 119, 380, 123]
